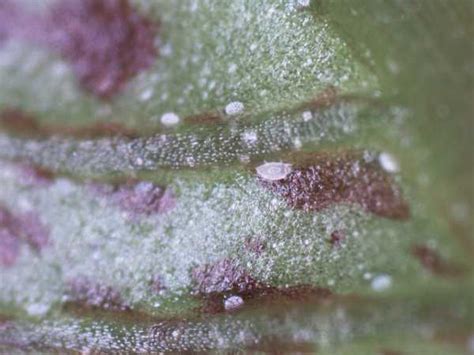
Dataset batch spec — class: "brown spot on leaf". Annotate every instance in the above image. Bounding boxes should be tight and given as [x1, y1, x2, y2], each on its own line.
[0, 313, 13, 323]
[47, 0, 158, 99]
[0, 205, 49, 267]
[244, 336, 316, 353]
[0, 108, 137, 138]
[378, 350, 404, 355]
[184, 112, 223, 125]
[298, 85, 338, 111]
[412, 244, 463, 277]
[66, 276, 129, 311]
[259, 151, 410, 220]
[200, 284, 332, 315]
[255, 284, 333, 304]
[0, 108, 41, 134]
[71, 121, 138, 138]
[199, 293, 227, 314]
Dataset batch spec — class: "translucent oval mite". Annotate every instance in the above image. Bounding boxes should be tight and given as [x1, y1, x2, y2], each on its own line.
[378, 152, 399, 173]
[256, 162, 293, 181]
[224, 101, 245, 116]
[160, 112, 180, 127]
[224, 295, 244, 311]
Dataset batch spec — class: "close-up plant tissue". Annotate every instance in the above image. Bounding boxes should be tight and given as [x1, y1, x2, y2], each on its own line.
[0, 0, 472, 353]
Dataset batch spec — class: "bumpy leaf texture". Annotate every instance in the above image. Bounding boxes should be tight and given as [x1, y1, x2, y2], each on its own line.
[0, 0, 472, 353]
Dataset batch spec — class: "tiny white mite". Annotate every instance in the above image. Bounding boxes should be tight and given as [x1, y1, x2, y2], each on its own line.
[301, 110, 313, 121]
[371, 274, 392, 292]
[224, 101, 245, 116]
[378, 152, 399, 173]
[160, 112, 180, 127]
[224, 295, 244, 311]
[256, 162, 293, 181]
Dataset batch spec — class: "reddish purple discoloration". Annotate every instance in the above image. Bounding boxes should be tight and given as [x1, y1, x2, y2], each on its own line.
[150, 274, 167, 294]
[245, 337, 315, 353]
[17, 164, 55, 187]
[0, 1, 45, 44]
[378, 350, 404, 355]
[17, 212, 49, 251]
[0, 228, 20, 267]
[92, 180, 176, 217]
[199, 293, 228, 314]
[0, 205, 49, 267]
[47, 0, 157, 99]
[184, 112, 223, 125]
[0, 206, 21, 267]
[153, 188, 176, 214]
[412, 244, 462, 277]
[329, 230, 345, 248]
[192, 258, 332, 314]
[114, 181, 173, 216]
[0, 1, 16, 44]
[148, 321, 188, 347]
[192, 259, 263, 295]
[0, 107, 138, 138]
[0, 314, 15, 333]
[66, 276, 129, 311]
[199, 283, 333, 314]
[299, 85, 338, 111]
[0, 0, 158, 99]
[0, 108, 41, 134]
[266, 285, 332, 302]
[244, 237, 266, 256]
[259, 152, 410, 220]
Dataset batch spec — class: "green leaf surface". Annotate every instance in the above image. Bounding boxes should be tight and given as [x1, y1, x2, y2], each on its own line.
[0, 0, 472, 352]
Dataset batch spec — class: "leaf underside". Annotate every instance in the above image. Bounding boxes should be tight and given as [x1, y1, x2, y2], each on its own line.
[0, 0, 472, 353]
